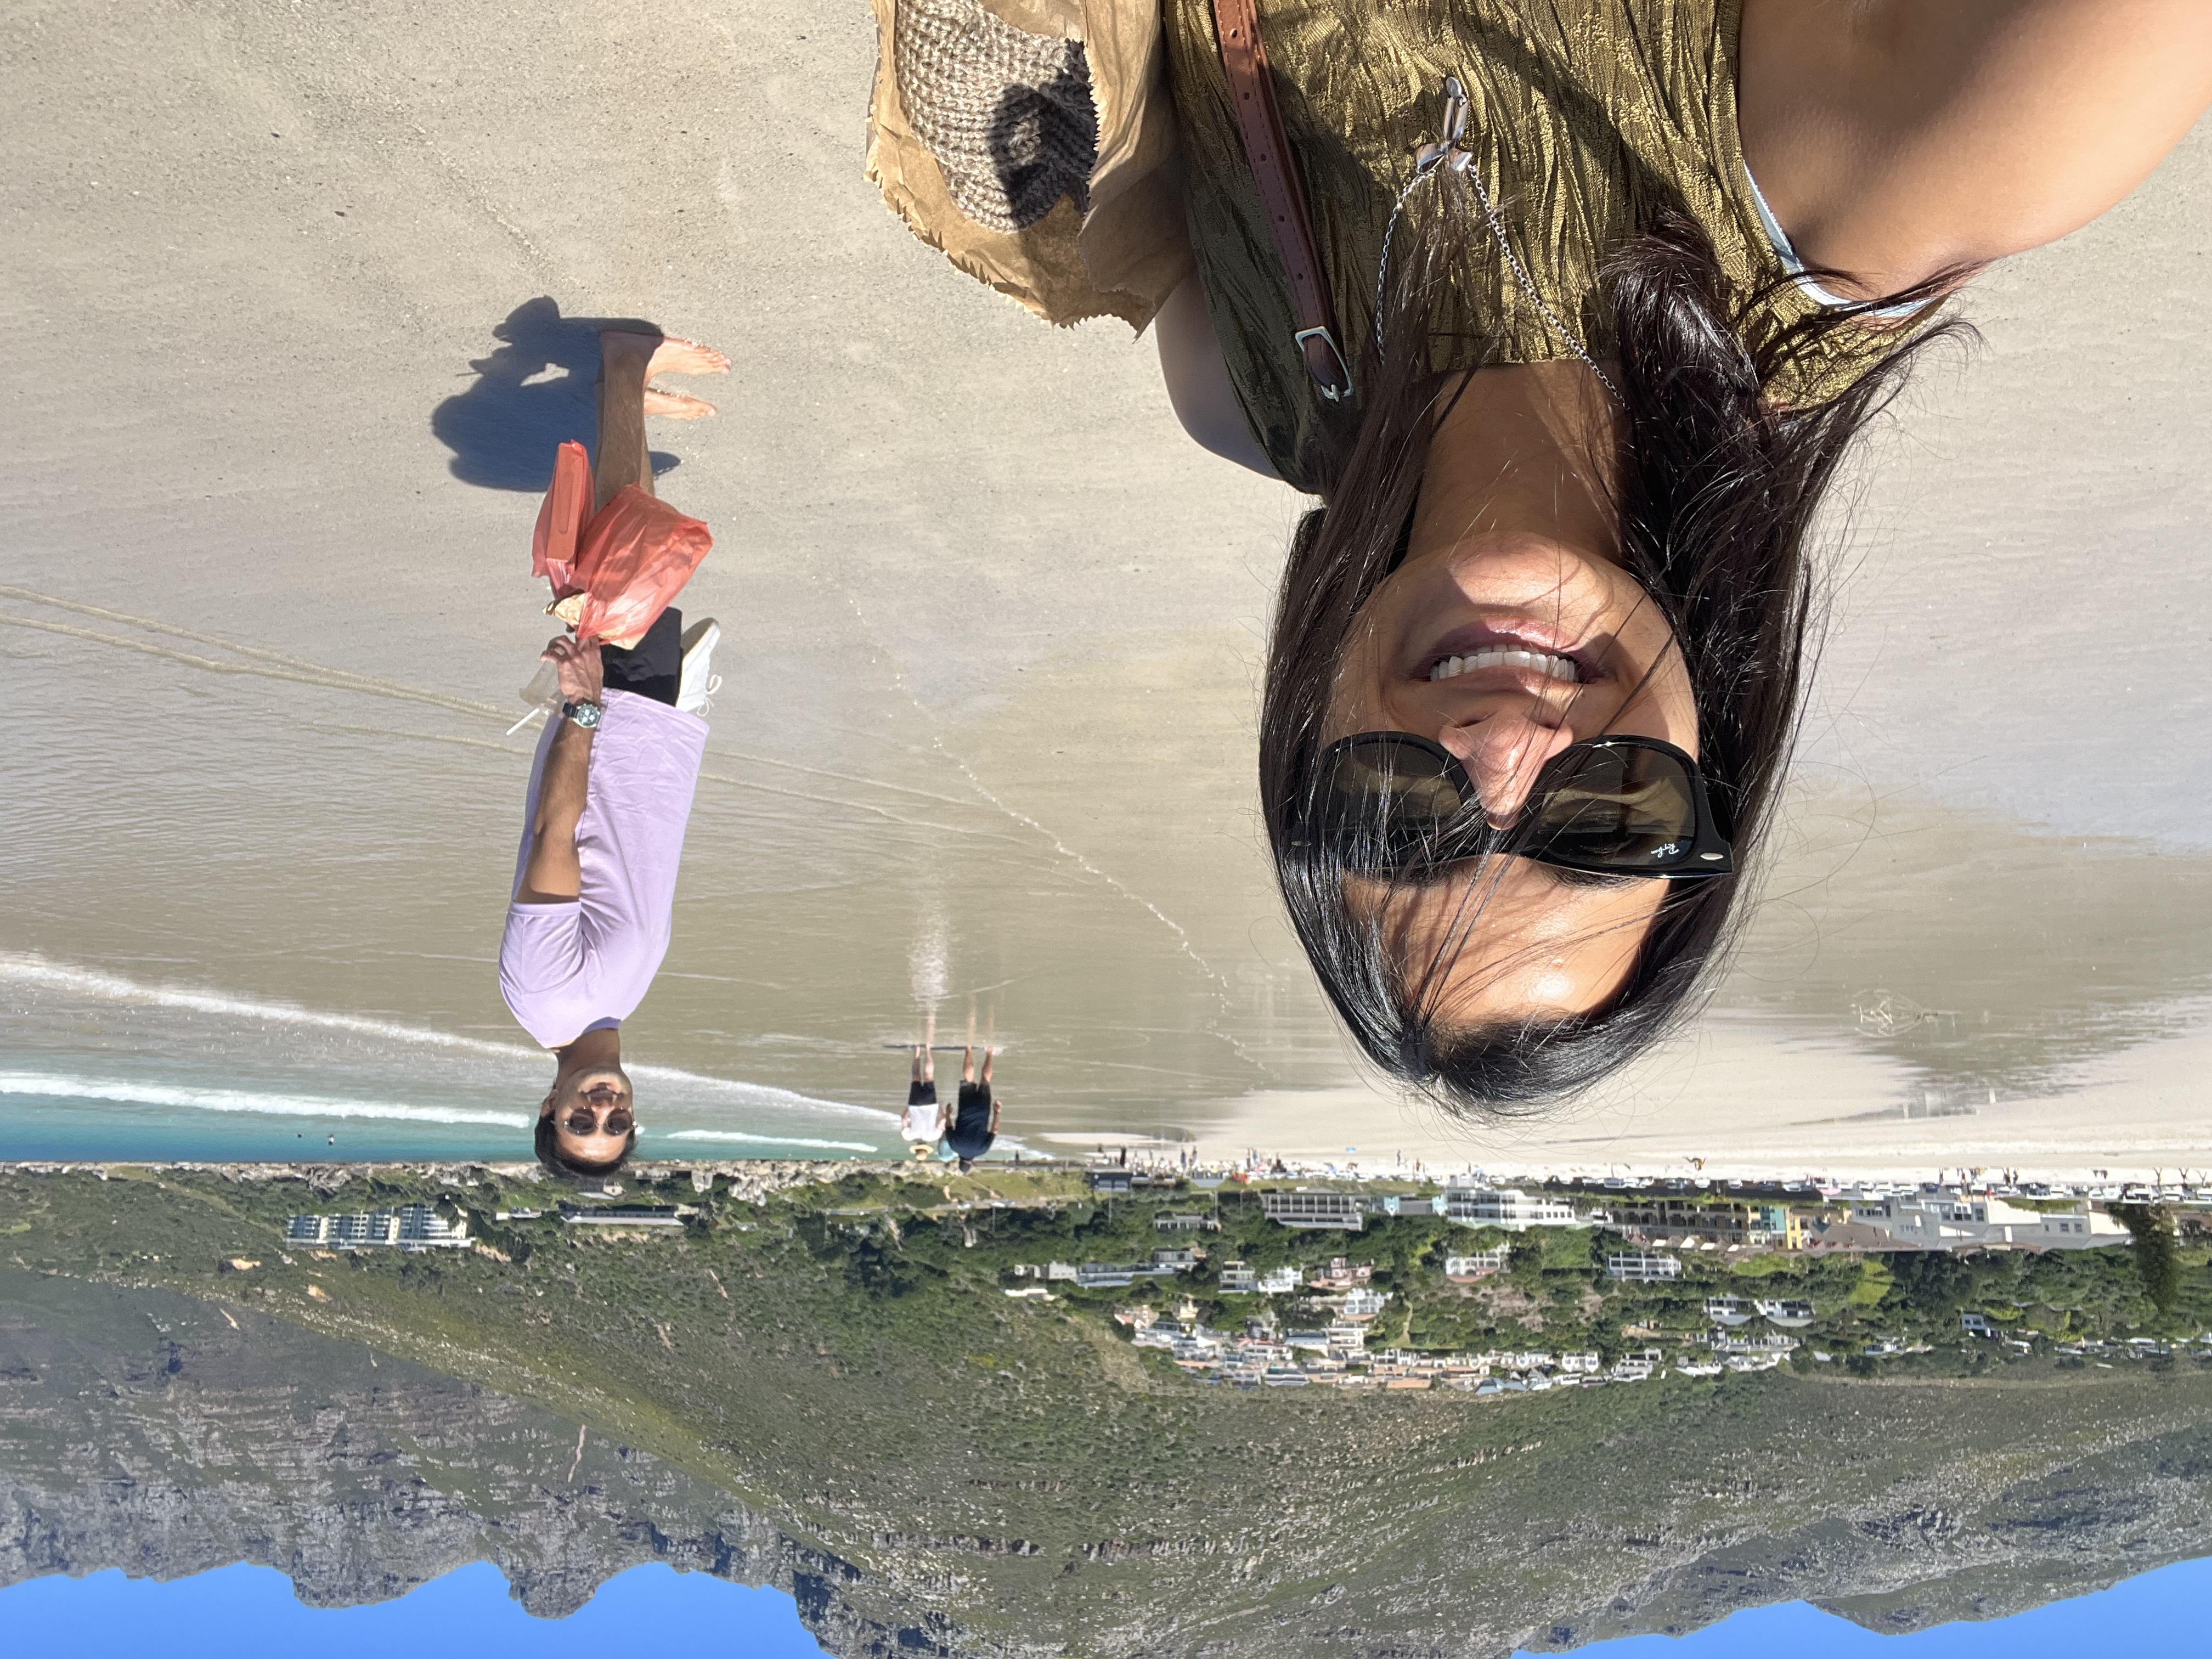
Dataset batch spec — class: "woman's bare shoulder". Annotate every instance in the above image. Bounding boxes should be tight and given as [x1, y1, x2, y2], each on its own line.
[1738, 0, 2212, 298]
[1153, 276, 1282, 479]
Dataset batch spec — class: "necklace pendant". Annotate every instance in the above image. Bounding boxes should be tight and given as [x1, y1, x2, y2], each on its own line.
[1413, 76, 1472, 174]
[1438, 75, 1470, 146]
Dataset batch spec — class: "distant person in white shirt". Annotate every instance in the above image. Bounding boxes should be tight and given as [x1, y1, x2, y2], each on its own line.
[498, 329, 726, 1178]
[902, 1043, 946, 1158]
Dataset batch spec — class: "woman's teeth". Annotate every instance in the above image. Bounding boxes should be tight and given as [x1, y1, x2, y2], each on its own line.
[1430, 647, 1581, 684]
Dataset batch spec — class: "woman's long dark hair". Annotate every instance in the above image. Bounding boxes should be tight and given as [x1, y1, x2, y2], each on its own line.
[1260, 180, 1971, 1112]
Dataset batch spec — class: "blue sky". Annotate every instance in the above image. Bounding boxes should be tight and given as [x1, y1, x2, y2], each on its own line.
[2, 1551, 2205, 1657]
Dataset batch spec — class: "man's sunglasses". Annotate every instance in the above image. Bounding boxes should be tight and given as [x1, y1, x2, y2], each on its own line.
[1296, 732, 1734, 879]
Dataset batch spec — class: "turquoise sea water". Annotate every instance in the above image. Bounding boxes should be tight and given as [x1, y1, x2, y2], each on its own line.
[0, 952, 901, 1163]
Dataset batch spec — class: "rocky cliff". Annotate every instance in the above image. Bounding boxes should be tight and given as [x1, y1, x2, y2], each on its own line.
[0, 1271, 936, 1656]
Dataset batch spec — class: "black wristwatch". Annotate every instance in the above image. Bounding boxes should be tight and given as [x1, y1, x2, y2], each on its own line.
[561, 699, 604, 731]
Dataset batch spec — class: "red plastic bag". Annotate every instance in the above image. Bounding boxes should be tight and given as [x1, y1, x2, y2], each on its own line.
[531, 441, 713, 648]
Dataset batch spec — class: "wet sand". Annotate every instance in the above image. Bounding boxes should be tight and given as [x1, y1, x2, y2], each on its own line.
[3, 3, 2209, 1169]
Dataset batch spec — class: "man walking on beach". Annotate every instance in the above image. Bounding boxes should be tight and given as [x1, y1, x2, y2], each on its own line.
[500, 329, 727, 1177]
[941, 1046, 1001, 1173]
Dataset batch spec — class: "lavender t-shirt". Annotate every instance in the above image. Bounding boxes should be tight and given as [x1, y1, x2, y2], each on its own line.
[499, 689, 708, 1048]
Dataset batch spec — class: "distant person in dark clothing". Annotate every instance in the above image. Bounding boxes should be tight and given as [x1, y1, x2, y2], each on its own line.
[942, 1046, 1000, 1172]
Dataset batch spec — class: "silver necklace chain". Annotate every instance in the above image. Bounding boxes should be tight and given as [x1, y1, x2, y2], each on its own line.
[1375, 76, 1623, 408]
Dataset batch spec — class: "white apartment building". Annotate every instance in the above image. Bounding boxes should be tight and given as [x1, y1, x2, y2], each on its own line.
[1605, 1251, 1683, 1282]
[1848, 1196, 2128, 1251]
[284, 1205, 469, 1252]
[1441, 1186, 1579, 1231]
[1260, 1190, 1368, 1231]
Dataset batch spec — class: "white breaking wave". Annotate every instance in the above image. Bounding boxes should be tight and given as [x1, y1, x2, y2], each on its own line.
[624, 1063, 898, 1124]
[0, 953, 535, 1059]
[1, 951, 898, 1123]
[662, 1130, 883, 1153]
[0, 1073, 532, 1128]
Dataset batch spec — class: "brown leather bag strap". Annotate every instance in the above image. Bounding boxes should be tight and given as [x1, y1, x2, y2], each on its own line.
[1211, 0, 1353, 404]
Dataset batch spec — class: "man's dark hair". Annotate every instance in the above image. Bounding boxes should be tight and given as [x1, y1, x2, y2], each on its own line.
[1261, 189, 1973, 1113]
[535, 1110, 637, 1178]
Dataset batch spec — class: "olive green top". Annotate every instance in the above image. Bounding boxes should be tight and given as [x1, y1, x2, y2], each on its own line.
[1163, 0, 1924, 492]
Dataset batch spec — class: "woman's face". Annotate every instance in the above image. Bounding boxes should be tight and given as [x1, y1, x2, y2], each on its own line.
[544, 1068, 634, 1167]
[1325, 526, 1700, 1026]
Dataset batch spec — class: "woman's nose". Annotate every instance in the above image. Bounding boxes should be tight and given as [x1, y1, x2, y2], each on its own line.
[1440, 716, 1575, 826]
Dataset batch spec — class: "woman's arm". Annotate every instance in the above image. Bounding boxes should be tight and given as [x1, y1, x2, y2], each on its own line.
[1154, 275, 1280, 478]
[1739, 0, 2212, 296]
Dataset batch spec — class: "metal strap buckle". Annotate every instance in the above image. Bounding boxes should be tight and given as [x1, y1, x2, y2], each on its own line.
[1295, 325, 1355, 403]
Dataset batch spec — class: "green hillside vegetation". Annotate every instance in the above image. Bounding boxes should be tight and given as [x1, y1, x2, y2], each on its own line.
[806, 1176, 2210, 1367]
[5, 1163, 2211, 1657]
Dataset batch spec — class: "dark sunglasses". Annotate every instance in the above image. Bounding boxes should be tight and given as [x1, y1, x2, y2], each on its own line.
[1296, 732, 1734, 879]
[563, 1096, 634, 1138]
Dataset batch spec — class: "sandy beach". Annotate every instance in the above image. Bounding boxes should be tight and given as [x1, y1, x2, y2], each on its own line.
[3, 3, 2209, 1170]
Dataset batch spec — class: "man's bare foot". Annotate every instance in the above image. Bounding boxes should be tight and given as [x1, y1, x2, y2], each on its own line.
[642, 388, 716, 419]
[646, 335, 731, 378]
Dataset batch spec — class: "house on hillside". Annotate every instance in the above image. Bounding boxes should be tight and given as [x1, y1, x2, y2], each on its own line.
[1364, 1193, 1440, 1217]
[1217, 1261, 1257, 1293]
[1607, 1198, 1802, 1250]
[1754, 1299, 1815, 1328]
[1338, 1288, 1391, 1320]
[562, 1204, 690, 1229]
[1798, 1217, 1921, 1253]
[1260, 1190, 1367, 1232]
[1307, 1256, 1374, 1289]
[1074, 1261, 1178, 1289]
[1444, 1248, 1511, 1282]
[1605, 1251, 1683, 1282]
[286, 1205, 470, 1252]
[1847, 1196, 2127, 1251]
[1440, 1186, 1579, 1231]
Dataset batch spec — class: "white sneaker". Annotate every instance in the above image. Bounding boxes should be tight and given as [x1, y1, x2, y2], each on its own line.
[677, 617, 722, 717]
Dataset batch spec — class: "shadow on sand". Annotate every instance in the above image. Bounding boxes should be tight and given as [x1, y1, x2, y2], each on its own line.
[432, 297, 679, 492]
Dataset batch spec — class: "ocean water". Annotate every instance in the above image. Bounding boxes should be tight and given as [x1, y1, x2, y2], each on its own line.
[0, 953, 899, 1164]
